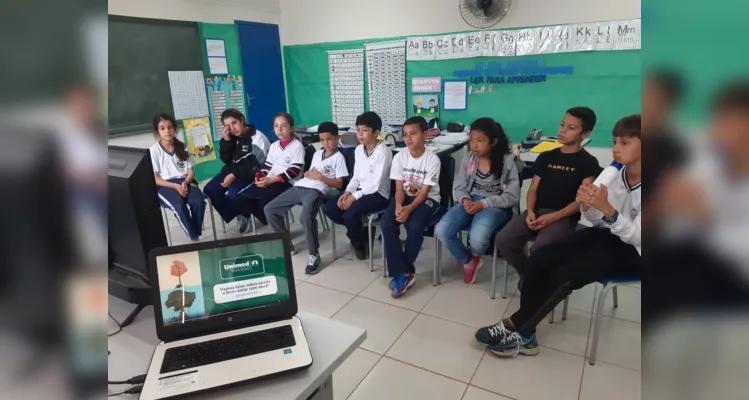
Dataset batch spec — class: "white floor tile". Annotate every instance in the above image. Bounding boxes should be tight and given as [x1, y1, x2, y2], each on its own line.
[536, 309, 593, 357]
[305, 258, 381, 295]
[600, 286, 641, 323]
[587, 316, 641, 371]
[462, 386, 513, 400]
[387, 314, 486, 383]
[556, 283, 598, 315]
[332, 348, 381, 400]
[332, 297, 417, 354]
[358, 273, 441, 312]
[295, 282, 354, 319]
[422, 284, 512, 328]
[471, 346, 585, 400]
[579, 361, 641, 400]
[349, 357, 467, 400]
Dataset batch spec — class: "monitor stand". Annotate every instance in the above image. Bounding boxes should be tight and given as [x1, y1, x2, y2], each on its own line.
[108, 267, 151, 327]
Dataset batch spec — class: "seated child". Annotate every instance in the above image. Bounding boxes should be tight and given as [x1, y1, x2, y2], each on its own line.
[494, 107, 601, 281]
[474, 114, 642, 358]
[264, 122, 348, 274]
[380, 116, 442, 298]
[239, 112, 305, 225]
[204, 109, 270, 233]
[323, 111, 392, 260]
[150, 113, 205, 242]
[435, 118, 520, 284]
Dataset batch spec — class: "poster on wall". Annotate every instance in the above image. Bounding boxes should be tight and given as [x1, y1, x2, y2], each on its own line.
[412, 94, 440, 126]
[168, 71, 209, 120]
[205, 75, 247, 140]
[443, 81, 467, 110]
[183, 117, 216, 164]
[366, 41, 406, 132]
[328, 49, 365, 128]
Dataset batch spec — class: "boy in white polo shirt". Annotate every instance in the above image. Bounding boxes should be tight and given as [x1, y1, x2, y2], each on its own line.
[381, 116, 442, 297]
[264, 122, 349, 274]
[323, 112, 393, 260]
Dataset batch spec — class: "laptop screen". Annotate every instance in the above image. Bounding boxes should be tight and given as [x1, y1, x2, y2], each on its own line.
[154, 238, 291, 326]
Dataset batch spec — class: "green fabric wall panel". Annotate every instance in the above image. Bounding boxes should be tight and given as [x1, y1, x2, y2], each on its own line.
[284, 32, 641, 147]
[406, 51, 640, 146]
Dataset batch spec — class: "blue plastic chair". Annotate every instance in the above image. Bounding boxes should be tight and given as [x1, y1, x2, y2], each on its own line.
[550, 275, 640, 365]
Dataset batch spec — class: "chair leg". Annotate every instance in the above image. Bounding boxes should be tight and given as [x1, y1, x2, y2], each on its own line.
[368, 216, 376, 272]
[251, 215, 257, 235]
[289, 209, 296, 223]
[590, 283, 614, 365]
[562, 296, 569, 321]
[437, 239, 442, 284]
[502, 259, 509, 299]
[206, 198, 217, 241]
[613, 286, 619, 308]
[381, 229, 386, 276]
[162, 208, 172, 246]
[549, 309, 555, 324]
[491, 246, 497, 300]
[331, 217, 337, 260]
[221, 218, 227, 234]
[432, 238, 439, 286]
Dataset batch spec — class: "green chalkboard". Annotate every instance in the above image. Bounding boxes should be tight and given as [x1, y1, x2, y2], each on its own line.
[108, 16, 203, 136]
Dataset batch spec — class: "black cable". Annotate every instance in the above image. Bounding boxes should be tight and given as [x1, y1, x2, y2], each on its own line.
[108, 385, 143, 397]
[108, 312, 122, 337]
[108, 374, 147, 385]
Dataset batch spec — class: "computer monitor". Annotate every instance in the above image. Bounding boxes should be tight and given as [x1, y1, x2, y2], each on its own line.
[108, 145, 168, 324]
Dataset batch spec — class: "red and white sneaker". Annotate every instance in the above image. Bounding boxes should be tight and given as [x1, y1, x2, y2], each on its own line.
[463, 256, 484, 284]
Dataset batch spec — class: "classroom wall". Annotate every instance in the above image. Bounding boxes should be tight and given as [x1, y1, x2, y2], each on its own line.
[279, 0, 640, 46]
[109, 0, 280, 24]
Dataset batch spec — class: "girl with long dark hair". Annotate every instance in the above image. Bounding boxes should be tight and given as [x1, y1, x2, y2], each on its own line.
[150, 113, 206, 242]
[434, 117, 520, 284]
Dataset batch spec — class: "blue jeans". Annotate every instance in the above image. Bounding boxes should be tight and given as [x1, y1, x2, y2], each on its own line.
[435, 195, 512, 264]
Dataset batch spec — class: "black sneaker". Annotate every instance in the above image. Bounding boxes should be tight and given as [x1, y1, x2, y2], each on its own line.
[305, 254, 321, 274]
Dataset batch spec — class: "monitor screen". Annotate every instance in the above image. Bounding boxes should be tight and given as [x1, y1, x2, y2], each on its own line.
[154, 238, 291, 326]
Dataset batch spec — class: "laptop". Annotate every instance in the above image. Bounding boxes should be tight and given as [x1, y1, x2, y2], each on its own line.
[140, 233, 313, 399]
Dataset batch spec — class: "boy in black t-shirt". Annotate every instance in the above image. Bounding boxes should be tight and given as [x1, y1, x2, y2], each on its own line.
[494, 107, 601, 279]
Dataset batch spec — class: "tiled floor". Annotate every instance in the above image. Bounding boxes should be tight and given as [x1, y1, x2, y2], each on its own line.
[163, 206, 641, 400]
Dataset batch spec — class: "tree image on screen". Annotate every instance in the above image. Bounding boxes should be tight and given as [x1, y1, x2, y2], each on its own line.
[165, 259, 197, 321]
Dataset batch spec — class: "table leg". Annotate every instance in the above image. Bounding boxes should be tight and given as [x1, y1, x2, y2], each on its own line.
[307, 374, 334, 400]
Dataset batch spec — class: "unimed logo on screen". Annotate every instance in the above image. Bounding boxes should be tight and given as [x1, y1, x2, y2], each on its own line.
[219, 254, 264, 279]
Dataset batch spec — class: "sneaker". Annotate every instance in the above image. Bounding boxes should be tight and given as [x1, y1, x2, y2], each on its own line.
[238, 216, 250, 234]
[474, 319, 513, 347]
[305, 254, 321, 274]
[389, 277, 397, 290]
[488, 331, 539, 357]
[390, 274, 415, 298]
[463, 256, 484, 284]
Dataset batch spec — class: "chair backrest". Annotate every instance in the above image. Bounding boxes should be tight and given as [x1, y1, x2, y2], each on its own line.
[341, 147, 356, 190]
[303, 144, 317, 172]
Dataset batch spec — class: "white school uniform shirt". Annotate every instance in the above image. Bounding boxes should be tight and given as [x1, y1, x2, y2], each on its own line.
[253, 129, 271, 158]
[581, 167, 641, 255]
[390, 149, 441, 203]
[296, 149, 349, 193]
[265, 138, 306, 183]
[149, 142, 195, 181]
[346, 142, 393, 200]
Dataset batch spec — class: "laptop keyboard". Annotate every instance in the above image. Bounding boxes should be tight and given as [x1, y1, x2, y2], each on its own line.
[160, 325, 296, 374]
